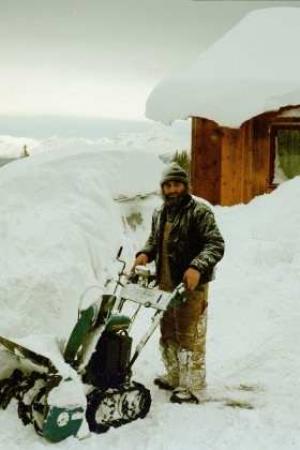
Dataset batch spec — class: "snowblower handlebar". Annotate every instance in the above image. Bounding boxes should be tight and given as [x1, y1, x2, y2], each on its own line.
[119, 282, 186, 312]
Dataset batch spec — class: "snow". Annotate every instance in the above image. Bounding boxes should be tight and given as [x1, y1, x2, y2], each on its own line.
[0, 138, 300, 449]
[0, 135, 39, 158]
[47, 375, 86, 410]
[0, 147, 164, 341]
[146, 7, 300, 128]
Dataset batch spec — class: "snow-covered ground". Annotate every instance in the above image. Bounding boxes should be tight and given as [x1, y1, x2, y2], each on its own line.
[0, 143, 299, 449]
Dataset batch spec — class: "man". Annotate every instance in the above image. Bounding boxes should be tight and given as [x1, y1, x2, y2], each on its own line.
[133, 163, 225, 404]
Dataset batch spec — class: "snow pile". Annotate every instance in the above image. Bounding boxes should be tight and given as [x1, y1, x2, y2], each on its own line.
[146, 7, 300, 127]
[210, 176, 300, 372]
[0, 135, 39, 157]
[0, 148, 164, 340]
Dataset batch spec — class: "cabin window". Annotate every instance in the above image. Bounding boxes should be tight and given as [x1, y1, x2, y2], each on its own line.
[271, 127, 300, 184]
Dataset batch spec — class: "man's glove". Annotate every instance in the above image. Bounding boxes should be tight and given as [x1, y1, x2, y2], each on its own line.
[183, 267, 201, 291]
[131, 253, 149, 272]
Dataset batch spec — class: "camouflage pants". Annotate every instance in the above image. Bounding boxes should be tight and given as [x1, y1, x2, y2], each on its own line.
[160, 284, 208, 395]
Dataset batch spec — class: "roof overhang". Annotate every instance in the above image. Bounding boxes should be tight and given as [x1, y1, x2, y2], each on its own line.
[146, 8, 300, 128]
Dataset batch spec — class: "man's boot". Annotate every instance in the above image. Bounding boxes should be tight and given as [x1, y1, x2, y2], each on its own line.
[170, 308, 208, 403]
[154, 341, 179, 390]
[170, 387, 199, 404]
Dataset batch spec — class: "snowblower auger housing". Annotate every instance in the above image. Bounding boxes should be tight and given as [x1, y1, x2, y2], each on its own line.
[0, 248, 186, 443]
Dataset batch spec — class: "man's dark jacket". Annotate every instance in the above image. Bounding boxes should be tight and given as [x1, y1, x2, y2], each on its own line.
[138, 195, 225, 286]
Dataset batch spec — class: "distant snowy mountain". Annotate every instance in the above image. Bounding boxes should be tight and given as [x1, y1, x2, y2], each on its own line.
[0, 117, 189, 155]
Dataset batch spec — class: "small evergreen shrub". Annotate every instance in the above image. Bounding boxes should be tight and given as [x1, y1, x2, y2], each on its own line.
[172, 150, 191, 176]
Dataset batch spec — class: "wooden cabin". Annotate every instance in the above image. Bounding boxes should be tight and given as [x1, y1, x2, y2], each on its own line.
[191, 106, 300, 206]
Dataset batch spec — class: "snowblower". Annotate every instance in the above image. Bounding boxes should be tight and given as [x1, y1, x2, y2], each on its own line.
[0, 248, 186, 442]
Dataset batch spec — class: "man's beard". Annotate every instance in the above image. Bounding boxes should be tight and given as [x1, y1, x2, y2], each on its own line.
[162, 187, 189, 208]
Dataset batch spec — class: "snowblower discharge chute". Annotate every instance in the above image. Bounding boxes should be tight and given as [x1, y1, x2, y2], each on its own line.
[0, 249, 186, 442]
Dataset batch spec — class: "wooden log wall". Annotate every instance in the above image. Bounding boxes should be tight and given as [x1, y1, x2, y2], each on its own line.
[191, 118, 222, 204]
[219, 127, 241, 205]
[191, 117, 248, 205]
[251, 117, 271, 195]
[192, 112, 300, 206]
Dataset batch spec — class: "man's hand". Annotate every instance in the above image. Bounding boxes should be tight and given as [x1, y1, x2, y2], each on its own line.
[183, 267, 201, 291]
[132, 253, 149, 270]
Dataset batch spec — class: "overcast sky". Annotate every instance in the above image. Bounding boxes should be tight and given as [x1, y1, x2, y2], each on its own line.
[1, 0, 300, 120]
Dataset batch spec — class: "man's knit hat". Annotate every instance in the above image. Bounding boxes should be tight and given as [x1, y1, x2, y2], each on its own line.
[160, 162, 189, 186]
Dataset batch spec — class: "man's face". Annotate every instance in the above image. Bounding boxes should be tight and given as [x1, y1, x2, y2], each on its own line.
[162, 180, 186, 198]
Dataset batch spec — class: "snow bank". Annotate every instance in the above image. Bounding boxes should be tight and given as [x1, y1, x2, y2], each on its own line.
[146, 8, 300, 127]
[211, 176, 300, 370]
[0, 135, 39, 157]
[0, 148, 164, 340]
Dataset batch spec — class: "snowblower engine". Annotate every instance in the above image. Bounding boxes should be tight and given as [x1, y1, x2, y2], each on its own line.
[0, 248, 186, 442]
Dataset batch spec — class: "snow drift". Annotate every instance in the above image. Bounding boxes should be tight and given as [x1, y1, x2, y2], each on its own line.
[0, 148, 164, 340]
[146, 8, 300, 127]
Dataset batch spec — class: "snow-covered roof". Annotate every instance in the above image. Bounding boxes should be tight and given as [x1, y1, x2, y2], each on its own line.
[146, 8, 300, 128]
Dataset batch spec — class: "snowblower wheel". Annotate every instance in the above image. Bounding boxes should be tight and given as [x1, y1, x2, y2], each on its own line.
[31, 387, 49, 435]
[86, 381, 151, 434]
